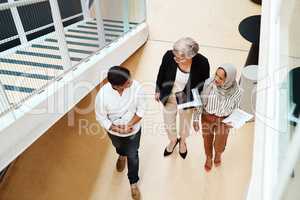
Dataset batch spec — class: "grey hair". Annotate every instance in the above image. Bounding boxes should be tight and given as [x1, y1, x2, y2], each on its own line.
[172, 37, 199, 58]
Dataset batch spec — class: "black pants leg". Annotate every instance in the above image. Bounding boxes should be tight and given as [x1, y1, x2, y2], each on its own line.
[108, 129, 141, 184]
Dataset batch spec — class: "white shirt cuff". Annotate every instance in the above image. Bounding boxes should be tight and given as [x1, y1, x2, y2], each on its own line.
[102, 120, 112, 131]
[136, 110, 145, 118]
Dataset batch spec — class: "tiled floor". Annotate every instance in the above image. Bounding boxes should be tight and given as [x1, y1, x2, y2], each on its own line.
[147, 0, 261, 50]
[283, 159, 300, 200]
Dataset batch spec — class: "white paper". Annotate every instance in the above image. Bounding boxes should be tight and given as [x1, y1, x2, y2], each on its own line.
[177, 88, 202, 109]
[222, 109, 254, 128]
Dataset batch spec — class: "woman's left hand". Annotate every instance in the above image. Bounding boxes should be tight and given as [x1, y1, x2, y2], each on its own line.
[193, 121, 200, 132]
[155, 92, 160, 102]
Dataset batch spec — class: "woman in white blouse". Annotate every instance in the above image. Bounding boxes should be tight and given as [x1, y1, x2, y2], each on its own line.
[193, 64, 242, 171]
[155, 38, 210, 159]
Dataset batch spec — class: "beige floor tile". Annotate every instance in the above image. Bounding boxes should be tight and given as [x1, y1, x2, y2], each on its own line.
[147, 0, 261, 50]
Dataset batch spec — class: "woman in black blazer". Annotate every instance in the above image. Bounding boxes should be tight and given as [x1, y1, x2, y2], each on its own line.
[155, 37, 210, 159]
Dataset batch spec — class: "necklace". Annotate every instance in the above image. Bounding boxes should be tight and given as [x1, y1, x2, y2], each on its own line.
[178, 61, 191, 72]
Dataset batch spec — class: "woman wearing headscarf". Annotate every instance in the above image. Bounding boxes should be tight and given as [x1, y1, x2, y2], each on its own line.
[193, 64, 242, 171]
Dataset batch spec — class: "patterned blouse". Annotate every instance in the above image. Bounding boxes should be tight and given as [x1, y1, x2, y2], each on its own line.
[193, 87, 242, 121]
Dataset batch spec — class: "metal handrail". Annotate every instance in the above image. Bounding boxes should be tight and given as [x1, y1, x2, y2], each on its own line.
[0, 0, 144, 118]
[0, 0, 48, 11]
[0, 12, 84, 45]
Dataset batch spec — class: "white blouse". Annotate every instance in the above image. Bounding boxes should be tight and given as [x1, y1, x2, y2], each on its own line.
[171, 67, 190, 94]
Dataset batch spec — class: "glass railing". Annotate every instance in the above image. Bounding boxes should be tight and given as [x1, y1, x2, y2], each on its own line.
[0, 0, 147, 117]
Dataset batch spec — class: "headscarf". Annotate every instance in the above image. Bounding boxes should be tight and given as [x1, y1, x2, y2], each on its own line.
[201, 63, 239, 106]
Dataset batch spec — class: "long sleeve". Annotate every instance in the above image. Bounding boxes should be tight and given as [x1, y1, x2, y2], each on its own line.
[193, 106, 203, 122]
[95, 91, 112, 130]
[203, 58, 210, 81]
[190, 56, 210, 94]
[136, 86, 146, 118]
[155, 51, 169, 93]
[193, 77, 212, 122]
[198, 58, 210, 93]
[233, 90, 242, 110]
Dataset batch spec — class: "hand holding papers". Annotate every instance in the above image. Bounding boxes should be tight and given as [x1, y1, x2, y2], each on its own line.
[222, 109, 254, 128]
[175, 88, 202, 110]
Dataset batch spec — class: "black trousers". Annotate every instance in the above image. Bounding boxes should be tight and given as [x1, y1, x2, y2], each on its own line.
[108, 129, 141, 184]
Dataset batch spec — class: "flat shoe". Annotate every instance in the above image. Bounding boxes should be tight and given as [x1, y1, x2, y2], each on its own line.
[214, 159, 222, 167]
[204, 158, 213, 172]
[116, 156, 126, 172]
[131, 185, 141, 200]
[214, 153, 222, 167]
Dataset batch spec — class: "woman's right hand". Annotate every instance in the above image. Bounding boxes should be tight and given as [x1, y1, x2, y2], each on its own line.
[155, 92, 160, 102]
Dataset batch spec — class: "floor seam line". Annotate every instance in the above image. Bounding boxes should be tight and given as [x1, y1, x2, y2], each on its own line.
[148, 39, 250, 52]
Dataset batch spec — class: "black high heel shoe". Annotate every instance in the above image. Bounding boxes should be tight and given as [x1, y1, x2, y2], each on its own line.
[179, 138, 188, 159]
[164, 139, 179, 157]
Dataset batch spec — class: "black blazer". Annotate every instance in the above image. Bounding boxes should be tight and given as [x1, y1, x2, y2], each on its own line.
[156, 50, 210, 105]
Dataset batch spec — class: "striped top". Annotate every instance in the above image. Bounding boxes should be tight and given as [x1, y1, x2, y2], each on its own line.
[204, 87, 242, 117]
[193, 86, 242, 121]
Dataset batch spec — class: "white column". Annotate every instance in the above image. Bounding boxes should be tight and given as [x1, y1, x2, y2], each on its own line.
[80, 0, 90, 19]
[8, 0, 27, 44]
[246, 0, 280, 199]
[140, 0, 146, 22]
[48, 0, 72, 70]
[122, 0, 130, 32]
[94, 0, 105, 49]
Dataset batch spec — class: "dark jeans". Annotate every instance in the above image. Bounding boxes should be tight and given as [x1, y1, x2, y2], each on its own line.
[108, 129, 141, 184]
